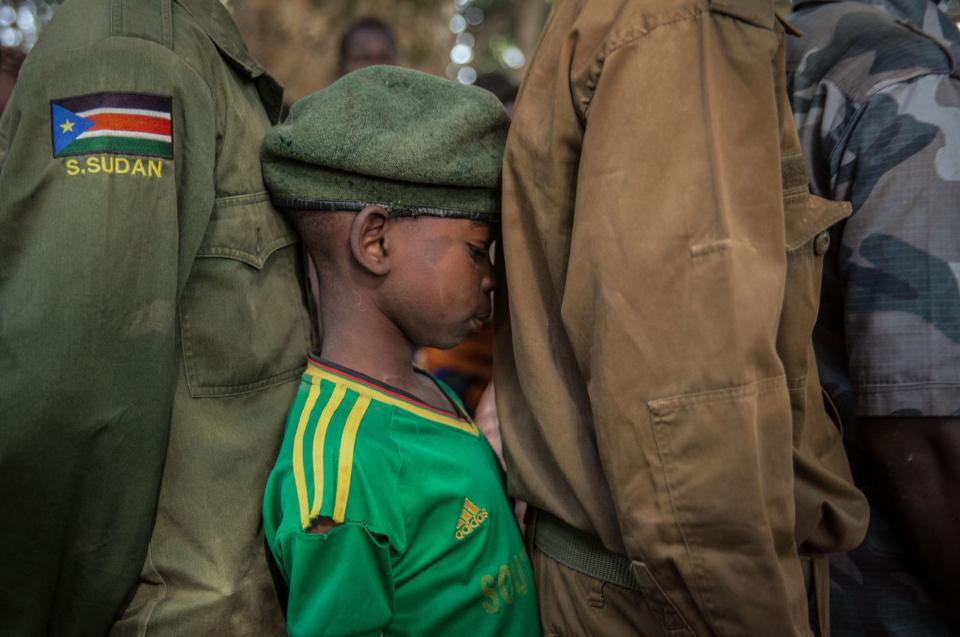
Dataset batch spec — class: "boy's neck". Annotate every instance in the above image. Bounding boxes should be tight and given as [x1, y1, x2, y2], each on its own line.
[318, 286, 452, 412]
[320, 304, 414, 386]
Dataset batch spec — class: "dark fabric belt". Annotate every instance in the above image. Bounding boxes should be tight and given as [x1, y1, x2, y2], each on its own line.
[535, 511, 819, 596]
[534, 510, 827, 634]
[533, 510, 639, 590]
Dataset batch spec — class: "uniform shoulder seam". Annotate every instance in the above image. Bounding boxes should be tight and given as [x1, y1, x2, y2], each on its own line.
[111, 34, 217, 97]
[109, 0, 174, 48]
[605, 3, 703, 57]
[19, 35, 215, 99]
[827, 71, 951, 184]
[791, 3, 957, 90]
[894, 18, 958, 73]
[861, 67, 957, 101]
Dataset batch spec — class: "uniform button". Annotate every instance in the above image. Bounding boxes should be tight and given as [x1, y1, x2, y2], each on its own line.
[814, 231, 831, 256]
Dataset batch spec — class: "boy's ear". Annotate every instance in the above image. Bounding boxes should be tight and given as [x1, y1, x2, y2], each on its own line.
[350, 205, 391, 276]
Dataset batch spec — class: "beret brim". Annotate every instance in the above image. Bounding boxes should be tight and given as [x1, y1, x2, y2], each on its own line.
[264, 159, 500, 222]
[261, 65, 509, 222]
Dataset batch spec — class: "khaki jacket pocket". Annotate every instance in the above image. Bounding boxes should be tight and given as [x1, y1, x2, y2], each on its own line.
[179, 192, 310, 397]
[708, 0, 777, 32]
[779, 192, 868, 554]
[784, 191, 850, 253]
[646, 376, 801, 635]
[779, 191, 850, 386]
[629, 561, 694, 636]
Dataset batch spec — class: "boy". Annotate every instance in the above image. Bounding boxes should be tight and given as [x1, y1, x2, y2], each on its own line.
[260, 65, 539, 636]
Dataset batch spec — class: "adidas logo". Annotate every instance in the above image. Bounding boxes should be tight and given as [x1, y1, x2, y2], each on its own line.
[455, 498, 489, 541]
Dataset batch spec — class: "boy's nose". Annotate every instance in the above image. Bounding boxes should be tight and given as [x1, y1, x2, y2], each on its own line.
[480, 260, 495, 294]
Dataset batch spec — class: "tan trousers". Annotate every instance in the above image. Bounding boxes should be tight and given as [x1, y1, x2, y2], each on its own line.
[532, 544, 663, 637]
[532, 542, 828, 637]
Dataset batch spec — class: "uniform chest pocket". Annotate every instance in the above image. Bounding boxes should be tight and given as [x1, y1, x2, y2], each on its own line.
[179, 192, 311, 397]
[779, 189, 851, 383]
[784, 191, 850, 257]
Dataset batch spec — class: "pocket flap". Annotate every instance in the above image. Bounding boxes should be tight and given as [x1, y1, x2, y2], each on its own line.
[197, 191, 298, 268]
[784, 193, 851, 251]
[629, 561, 695, 635]
[709, 0, 776, 31]
[776, 14, 802, 38]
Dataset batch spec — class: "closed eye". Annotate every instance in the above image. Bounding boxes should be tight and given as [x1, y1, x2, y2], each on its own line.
[468, 243, 489, 262]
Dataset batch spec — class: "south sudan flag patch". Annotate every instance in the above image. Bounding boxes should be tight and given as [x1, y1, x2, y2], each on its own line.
[51, 92, 173, 159]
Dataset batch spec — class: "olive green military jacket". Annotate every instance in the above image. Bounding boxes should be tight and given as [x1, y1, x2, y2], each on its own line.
[0, 0, 310, 634]
[494, 0, 869, 634]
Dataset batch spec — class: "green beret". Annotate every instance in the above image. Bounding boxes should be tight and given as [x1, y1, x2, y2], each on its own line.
[261, 65, 510, 221]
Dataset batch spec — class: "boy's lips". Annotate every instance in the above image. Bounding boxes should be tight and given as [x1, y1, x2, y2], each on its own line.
[469, 312, 491, 330]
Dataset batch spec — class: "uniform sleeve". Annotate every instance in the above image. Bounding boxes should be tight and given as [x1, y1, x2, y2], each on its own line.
[279, 524, 394, 637]
[560, 13, 807, 635]
[0, 38, 215, 633]
[833, 71, 960, 623]
[834, 74, 960, 418]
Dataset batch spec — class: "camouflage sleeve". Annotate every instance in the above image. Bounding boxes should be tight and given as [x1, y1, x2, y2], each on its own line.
[835, 72, 960, 418]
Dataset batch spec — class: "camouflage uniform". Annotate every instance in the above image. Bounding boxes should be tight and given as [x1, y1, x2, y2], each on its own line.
[787, 0, 960, 634]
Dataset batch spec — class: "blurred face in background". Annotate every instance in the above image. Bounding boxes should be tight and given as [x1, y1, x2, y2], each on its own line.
[339, 27, 397, 76]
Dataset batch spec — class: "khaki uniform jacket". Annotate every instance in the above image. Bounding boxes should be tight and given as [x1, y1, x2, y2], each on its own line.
[494, 0, 869, 634]
[0, 0, 310, 634]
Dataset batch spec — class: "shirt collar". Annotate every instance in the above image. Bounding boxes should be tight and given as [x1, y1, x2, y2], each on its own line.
[175, 0, 262, 75]
[174, 0, 284, 122]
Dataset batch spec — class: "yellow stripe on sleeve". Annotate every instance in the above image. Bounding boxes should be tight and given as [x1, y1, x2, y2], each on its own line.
[293, 382, 323, 530]
[332, 395, 372, 523]
[309, 384, 347, 522]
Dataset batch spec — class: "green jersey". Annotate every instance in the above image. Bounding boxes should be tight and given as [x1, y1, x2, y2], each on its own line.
[263, 358, 540, 637]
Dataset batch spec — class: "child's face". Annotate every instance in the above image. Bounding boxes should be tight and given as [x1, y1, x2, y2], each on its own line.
[385, 217, 494, 350]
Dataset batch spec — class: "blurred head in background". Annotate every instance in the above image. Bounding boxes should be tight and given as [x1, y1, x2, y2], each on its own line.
[473, 72, 518, 115]
[338, 16, 397, 77]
